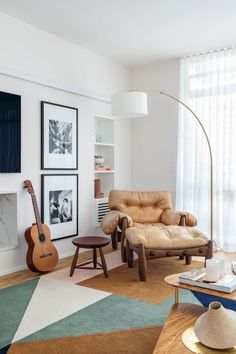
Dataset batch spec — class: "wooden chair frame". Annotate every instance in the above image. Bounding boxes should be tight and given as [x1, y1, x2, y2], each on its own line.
[111, 216, 213, 281]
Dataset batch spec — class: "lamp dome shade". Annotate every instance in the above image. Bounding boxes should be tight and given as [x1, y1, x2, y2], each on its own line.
[111, 91, 148, 118]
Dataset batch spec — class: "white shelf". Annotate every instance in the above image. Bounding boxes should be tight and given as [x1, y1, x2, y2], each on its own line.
[95, 114, 114, 120]
[0, 191, 17, 194]
[95, 116, 114, 145]
[94, 142, 114, 147]
[94, 170, 114, 174]
[94, 114, 115, 226]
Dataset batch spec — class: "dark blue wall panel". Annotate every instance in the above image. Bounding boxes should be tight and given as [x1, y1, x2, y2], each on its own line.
[0, 91, 21, 173]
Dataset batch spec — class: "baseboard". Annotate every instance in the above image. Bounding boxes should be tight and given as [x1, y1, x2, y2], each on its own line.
[0, 264, 28, 276]
[0, 249, 86, 276]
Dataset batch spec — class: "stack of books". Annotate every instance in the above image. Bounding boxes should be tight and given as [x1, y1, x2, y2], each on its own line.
[178, 268, 236, 293]
[95, 166, 112, 171]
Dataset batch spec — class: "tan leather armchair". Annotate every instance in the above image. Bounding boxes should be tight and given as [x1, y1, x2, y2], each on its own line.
[101, 190, 213, 281]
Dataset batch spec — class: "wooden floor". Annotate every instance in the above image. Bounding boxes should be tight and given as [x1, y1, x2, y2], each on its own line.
[1, 245, 236, 289]
[0, 244, 114, 289]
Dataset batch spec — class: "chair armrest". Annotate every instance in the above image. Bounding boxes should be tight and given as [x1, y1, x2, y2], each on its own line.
[160, 209, 197, 227]
[101, 210, 133, 235]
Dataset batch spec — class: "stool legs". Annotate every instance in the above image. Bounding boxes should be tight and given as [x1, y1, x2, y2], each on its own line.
[70, 247, 79, 276]
[70, 245, 109, 278]
[93, 248, 97, 268]
[99, 247, 108, 278]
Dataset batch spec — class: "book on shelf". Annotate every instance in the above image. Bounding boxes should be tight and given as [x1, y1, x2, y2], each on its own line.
[95, 166, 112, 171]
[178, 268, 236, 293]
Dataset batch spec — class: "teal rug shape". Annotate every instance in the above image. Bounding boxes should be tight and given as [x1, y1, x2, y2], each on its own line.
[19, 289, 200, 343]
[0, 278, 39, 349]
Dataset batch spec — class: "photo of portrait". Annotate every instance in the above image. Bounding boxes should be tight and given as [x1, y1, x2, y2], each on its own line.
[49, 190, 72, 224]
[49, 120, 72, 155]
[41, 174, 78, 240]
[41, 101, 78, 169]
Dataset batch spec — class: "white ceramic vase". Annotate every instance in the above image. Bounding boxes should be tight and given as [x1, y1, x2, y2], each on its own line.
[194, 301, 236, 349]
[95, 157, 104, 165]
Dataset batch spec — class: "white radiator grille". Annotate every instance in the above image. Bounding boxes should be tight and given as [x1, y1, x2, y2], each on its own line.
[94, 198, 110, 226]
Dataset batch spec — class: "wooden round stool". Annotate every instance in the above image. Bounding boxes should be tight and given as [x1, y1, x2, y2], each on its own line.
[70, 236, 110, 278]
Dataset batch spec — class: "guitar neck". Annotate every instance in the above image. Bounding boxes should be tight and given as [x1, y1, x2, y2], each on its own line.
[31, 193, 43, 235]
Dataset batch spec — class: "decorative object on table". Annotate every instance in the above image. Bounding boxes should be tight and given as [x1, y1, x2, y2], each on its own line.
[41, 101, 78, 170]
[111, 90, 214, 243]
[101, 189, 212, 281]
[178, 269, 236, 293]
[194, 301, 236, 349]
[41, 174, 78, 240]
[70, 236, 110, 278]
[94, 155, 112, 171]
[205, 258, 220, 282]
[182, 326, 236, 354]
[94, 179, 104, 199]
[23, 180, 58, 272]
[217, 255, 225, 278]
[0, 91, 21, 173]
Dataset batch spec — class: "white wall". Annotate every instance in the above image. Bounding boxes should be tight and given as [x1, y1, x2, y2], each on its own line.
[0, 12, 131, 275]
[0, 12, 129, 99]
[130, 59, 180, 205]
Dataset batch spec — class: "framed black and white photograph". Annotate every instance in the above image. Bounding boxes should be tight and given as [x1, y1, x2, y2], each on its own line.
[41, 101, 78, 170]
[41, 174, 78, 240]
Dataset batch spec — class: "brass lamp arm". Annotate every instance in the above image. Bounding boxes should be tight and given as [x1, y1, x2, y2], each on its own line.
[128, 88, 214, 242]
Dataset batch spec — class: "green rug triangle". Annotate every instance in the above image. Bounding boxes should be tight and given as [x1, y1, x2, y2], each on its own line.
[18, 289, 199, 343]
[17, 294, 161, 342]
[0, 278, 39, 349]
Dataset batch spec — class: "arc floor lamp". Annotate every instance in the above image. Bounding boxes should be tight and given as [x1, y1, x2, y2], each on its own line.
[111, 90, 214, 242]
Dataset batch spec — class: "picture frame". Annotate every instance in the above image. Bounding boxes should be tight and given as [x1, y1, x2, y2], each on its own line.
[41, 174, 78, 241]
[41, 101, 78, 170]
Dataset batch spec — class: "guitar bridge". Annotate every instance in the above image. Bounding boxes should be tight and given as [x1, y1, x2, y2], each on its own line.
[39, 252, 52, 258]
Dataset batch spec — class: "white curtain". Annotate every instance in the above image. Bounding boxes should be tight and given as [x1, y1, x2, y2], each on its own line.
[176, 48, 236, 251]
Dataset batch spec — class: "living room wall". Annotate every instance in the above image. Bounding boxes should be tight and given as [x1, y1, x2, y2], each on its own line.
[0, 12, 131, 275]
[130, 59, 180, 205]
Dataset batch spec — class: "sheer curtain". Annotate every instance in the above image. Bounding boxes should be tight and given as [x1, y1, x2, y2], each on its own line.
[176, 48, 236, 251]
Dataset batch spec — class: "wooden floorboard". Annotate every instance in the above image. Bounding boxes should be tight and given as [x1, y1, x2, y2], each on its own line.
[0, 243, 114, 289]
[1, 244, 235, 289]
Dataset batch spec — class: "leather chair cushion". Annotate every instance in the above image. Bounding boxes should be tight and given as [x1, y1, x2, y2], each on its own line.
[125, 225, 209, 249]
[109, 190, 172, 223]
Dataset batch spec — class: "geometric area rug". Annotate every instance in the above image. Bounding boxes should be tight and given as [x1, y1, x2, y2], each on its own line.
[0, 255, 201, 354]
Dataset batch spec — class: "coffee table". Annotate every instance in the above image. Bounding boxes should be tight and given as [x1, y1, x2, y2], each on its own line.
[152, 303, 206, 353]
[152, 273, 236, 353]
[165, 273, 236, 304]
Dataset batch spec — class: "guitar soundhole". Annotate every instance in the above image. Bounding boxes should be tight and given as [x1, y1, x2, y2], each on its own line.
[39, 233, 46, 242]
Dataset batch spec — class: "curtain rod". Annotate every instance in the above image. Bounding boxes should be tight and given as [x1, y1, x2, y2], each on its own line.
[183, 46, 236, 59]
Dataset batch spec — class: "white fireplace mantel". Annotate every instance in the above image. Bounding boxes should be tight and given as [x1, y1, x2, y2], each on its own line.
[0, 191, 18, 252]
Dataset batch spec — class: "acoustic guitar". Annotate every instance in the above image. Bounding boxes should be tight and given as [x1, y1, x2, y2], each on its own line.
[24, 180, 58, 272]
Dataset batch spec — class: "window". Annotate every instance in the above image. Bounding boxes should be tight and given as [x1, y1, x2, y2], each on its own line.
[176, 49, 236, 251]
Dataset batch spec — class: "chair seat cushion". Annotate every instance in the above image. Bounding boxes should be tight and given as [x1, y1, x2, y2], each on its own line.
[125, 225, 209, 250]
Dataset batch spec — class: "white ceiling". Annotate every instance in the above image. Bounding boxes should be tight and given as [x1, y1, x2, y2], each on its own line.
[0, 0, 236, 67]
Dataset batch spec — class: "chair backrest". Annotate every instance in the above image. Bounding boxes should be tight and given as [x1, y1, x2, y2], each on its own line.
[109, 190, 172, 223]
